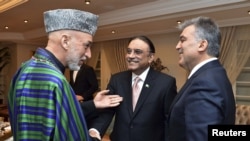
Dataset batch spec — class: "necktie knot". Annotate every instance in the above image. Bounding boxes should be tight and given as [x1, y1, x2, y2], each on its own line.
[134, 76, 140, 84]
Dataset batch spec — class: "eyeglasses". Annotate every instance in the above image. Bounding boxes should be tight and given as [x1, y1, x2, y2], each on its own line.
[126, 48, 150, 55]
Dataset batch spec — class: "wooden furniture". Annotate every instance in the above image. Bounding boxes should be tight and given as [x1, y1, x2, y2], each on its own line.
[0, 105, 8, 122]
[235, 104, 250, 125]
[0, 104, 11, 141]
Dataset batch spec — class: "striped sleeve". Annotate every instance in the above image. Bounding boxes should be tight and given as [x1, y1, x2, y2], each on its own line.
[8, 61, 89, 141]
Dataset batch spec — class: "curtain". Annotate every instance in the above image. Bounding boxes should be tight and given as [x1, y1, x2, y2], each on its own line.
[219, 26, 250, 84]
[219, 26, 236, 65]
[86, 42, 101, 69]
[219, 26, 237, 84]
[114, 39, 129, 72]
[103, 38, 129, 74]
[232, 40, 250, 83]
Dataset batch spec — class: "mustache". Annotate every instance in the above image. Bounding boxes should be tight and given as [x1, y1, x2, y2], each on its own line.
[177, 49, 183, 54]
[127, 58, 140, 63]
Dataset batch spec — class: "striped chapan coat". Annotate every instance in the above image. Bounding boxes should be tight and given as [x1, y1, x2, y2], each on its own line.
[8, 48, 90, 141]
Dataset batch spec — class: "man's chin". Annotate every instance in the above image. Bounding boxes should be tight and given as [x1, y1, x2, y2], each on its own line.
[127, 66, 138, 71]
[68, 65, 80, 71]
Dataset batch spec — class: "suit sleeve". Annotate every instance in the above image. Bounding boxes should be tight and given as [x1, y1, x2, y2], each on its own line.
[164, 77, 177, 141]
[164, 77, 177, 114]
[80, 100, 97, 119]
[184, 77, 225, 141]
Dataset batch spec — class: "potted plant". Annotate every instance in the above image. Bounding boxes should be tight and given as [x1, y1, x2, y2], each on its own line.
[150, 57, 169, 72]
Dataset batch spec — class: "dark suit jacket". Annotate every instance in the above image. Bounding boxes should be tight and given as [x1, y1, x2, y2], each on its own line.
[70, 64, 99, 101]
[167, 60, 236, 141]
[90, 67, 177, 141]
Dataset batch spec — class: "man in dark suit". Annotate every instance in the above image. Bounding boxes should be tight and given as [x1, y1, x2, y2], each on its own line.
[70, 62, 99, 127]
[89, 35, 177, 141]
[70, 63, 99, 102]
[167, 16, 236, 141]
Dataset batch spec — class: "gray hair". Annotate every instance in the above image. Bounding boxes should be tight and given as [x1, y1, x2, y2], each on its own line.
[177, 16, 221, 57]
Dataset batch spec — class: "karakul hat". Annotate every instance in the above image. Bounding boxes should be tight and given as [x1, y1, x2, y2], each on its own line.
[44, 9, 98, 36]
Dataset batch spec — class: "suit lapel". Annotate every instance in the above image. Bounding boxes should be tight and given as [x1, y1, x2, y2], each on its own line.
[168, 60, 221, 113]
[133, 68, 156, 115]
[168, 77, 192, 113]
[121, 72, 134, 116]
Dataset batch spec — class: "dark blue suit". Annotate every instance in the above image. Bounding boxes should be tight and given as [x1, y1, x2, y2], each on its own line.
[91, 67, 177, 141]
[167, 60, 235, 141]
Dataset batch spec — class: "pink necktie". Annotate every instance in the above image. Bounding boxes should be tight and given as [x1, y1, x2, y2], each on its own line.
[73, 70, 78, 82]
[132, 77, 141, 111]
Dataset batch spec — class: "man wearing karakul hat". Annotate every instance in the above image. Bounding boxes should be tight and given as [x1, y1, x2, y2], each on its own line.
[8, 9, 122, 141]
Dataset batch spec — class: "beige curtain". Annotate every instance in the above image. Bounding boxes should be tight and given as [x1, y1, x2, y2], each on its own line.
[233, 40, 250, 83]
[219, 26, 237, 84]
[103, 38, 129, 74]
[114, 39, 129, 72]
[219, 26, 236, 65]
[86, 42, 101, 69]
[219, 26, 250, 84]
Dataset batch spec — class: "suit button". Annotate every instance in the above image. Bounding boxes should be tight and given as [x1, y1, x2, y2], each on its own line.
[130, 124, 133, 128]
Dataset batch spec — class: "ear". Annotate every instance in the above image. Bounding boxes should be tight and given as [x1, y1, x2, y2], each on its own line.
[61, 34, 70, 50]
[148, 53, 155, 63]
[198, 40, 208, 51]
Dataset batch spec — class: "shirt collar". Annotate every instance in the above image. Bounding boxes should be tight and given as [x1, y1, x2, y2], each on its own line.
[188, 57, 217, 79]
[132, 67, 150, 82]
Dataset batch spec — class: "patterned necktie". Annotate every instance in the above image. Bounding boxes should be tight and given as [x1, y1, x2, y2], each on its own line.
[132, 77, 141, 111]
